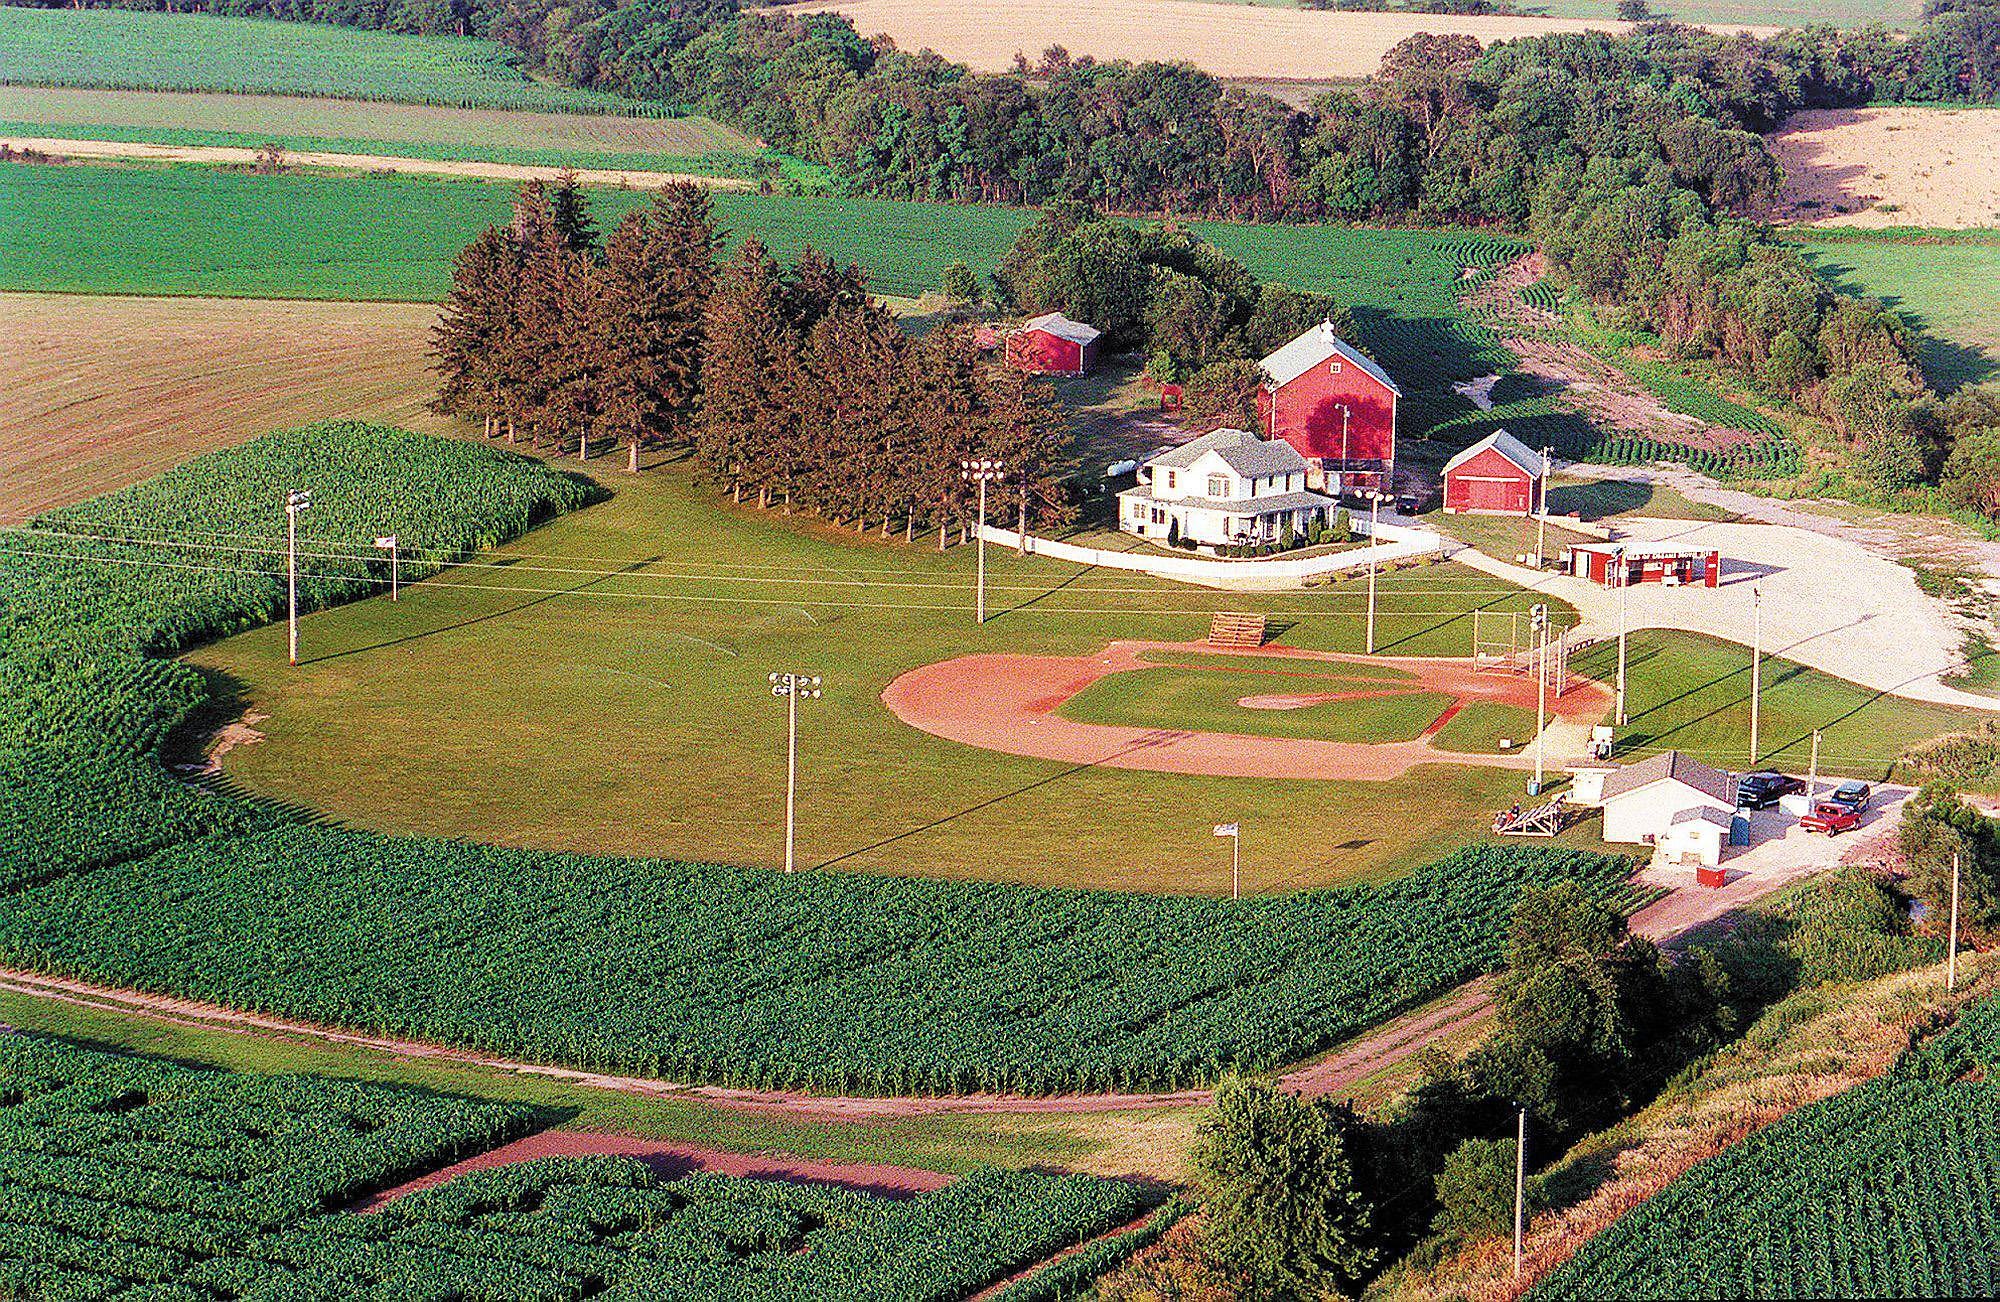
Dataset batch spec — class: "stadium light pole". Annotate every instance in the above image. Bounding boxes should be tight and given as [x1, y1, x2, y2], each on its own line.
[770, 671, 822, 875]
[1749, 585, 1763, 766]
[375, 534, 399, 602]
[285, 489, 311, 666]
[960, 458, 1005, 625]
[1531, 603, 1549, 796]
[1337, 404, 1352, 478]
[1365, 489, 1391, 654]
[1534, 447, 1553, 568]
[1614, 546, 1629, 727]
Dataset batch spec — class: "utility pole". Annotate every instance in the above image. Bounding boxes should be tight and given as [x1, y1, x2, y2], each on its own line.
[1365, 490, 1389, 654]
[1749, 585, 1763, 766]
[1214, 822, 1241, 900]
[375, 535, 399, 602]
[1531, 603, 1550, 795]
[1807, 729, 1821, 802]
[1949, 852, 1962, 993]
[1615, 547, 1629, 726]
[1338, 404, 1352, 478]
[1534, 446, 1553, 567]
[960, 458, 1005, 625]
[285, 489, 310, 666]
[1513, 1106, 1528, 1280]
[769, 671, 822, 874]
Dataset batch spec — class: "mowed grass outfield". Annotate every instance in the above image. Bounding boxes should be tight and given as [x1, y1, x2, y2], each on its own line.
[182, 464, 1568, 896]
[0, 86, 762, 177]
[0, 6, 664, 115]
[1793, 230, 2000, 392]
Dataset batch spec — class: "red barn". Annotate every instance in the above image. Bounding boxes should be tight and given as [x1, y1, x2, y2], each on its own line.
[1257, 323, 1400, 494]
[1006, 312, 1101, 375]
[1442, 430, 1547, 515]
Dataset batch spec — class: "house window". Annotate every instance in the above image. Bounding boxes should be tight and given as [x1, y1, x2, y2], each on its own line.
[1207, 474, 1230, 498]
[1165, 470, 1177, 490]
[1327, 359, 1343, 374]
[1151, 506, 1167, 524]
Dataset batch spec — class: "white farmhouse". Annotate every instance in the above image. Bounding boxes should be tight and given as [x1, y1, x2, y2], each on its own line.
[1597, 751, 1738, 856]
[1117, 429, 1338, 548]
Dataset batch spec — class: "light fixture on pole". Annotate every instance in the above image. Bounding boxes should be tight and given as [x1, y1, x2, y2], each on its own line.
[1337, 403, 1352, 478]
[1749, 585, 1763, 765]
[1530, 602, 1550, 796]
[1614, 546, 1629, 726]
[1213, 822, 1241, 901]
[374, 535, 400, 602]
[959, 458, 1005, 626]
[1534, 446, 1553, 568]
[285, 489, 311, 666]
[769, 671, 822, 875]
[1365, 489, 1391, 654]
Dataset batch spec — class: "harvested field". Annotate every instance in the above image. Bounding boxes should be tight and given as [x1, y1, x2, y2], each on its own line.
[0, 292, 444, 520]
[794, 0, 1768, 80]
[1770, 106, 2000, 229]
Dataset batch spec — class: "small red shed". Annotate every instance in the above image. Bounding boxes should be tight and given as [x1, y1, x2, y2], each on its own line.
[1442, 430, 1548, 515]
[1256, 322, 1400, 492]
[1567, 542, 1722, 588]
[1006, 312, 1101, 375]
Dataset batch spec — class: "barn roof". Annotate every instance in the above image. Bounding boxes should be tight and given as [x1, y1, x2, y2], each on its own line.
[1020, 312, 1101, 345]
[1600, 751, 1735, 807]
[1442, 429, 1548, 479]
[1258, 323, 1402, 396]
[1145, 429, 1308, 479]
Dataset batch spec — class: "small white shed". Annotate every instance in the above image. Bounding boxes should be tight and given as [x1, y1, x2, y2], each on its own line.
[1658, 806, 1730, 867]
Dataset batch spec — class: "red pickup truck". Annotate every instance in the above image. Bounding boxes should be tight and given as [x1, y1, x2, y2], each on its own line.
[1800, 803, 1862, 835]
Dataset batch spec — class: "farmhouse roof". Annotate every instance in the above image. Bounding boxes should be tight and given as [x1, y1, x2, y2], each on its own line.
[1146, 429, 1308, 479]
[1670, 806, 1735, 830]
[1020, 312, 1101, 345]
[1442, 429, 1548, 479]
[1258, 322, 1402, 396]
[1599, 751, 1735, 806]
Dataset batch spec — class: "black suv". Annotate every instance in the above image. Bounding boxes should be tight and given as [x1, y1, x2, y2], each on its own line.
[1736, 771, 1803, 809]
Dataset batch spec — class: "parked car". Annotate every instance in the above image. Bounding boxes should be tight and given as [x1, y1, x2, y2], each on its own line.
[1737, 771, 1803, 809]
[1826, 780, 1872, 814]
[1800, 802, 1863, 835]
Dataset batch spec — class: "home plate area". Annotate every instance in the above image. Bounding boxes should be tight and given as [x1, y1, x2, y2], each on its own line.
[881, 639, 1609, 782]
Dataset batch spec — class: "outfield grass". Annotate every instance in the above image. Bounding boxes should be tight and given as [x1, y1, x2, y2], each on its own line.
[1058, 665, 1451, 742]
[1574, 629, 1983, 777]
[1793, 230, 2000, 393]
[183, 462, 1573, 895]
[0, 7, 664, 115]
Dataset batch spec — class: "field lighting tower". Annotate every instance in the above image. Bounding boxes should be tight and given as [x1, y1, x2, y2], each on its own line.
[1614, 545, 1629, 726]
[1364, 489, 1392, 654]
[960, 457, 1005, 625]
[1749, 585, 1763, 765]
[1530, 602, 1550, 796]
[285, 489, 311, 666]
[769, 671, 822, 875]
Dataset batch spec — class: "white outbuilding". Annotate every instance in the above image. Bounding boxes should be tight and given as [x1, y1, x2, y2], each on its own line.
[1596, 751, 1737, 848]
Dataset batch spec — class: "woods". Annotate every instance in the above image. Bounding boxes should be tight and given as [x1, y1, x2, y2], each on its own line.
[432, 176, 1071, 536]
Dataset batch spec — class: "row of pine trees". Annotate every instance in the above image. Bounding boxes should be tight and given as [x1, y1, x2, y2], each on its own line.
[431, 178, 1072, 537]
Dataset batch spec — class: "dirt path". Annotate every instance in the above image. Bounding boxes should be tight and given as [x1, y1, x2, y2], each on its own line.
[881, 638, 1609, 781]
[1, 135, 752, 191]
[351, 1129, 953, 1210]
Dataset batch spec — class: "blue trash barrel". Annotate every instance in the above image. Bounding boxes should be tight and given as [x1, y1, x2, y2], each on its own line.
[1729, 814, 1751, 847]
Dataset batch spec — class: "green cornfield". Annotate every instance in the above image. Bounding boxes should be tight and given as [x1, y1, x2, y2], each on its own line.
[0, 1035, 1153, 1299]
[1536, 991, 2000, 1299]
[0, 7, 669, 115]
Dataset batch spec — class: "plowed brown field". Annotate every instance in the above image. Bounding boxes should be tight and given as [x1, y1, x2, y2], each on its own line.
[1771, 106, 2000, 229]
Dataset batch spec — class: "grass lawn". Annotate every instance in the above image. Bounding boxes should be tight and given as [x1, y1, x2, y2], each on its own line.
[1574, 629, 1983, 777]
[1792, 230, 2000, 393]
[1430, 700, 1542, 755]
[0, 7, 662, 115]
[1058, 665, 1451, 742]
[1543, 475, 1737, 523]
[185, 460, 1569, 896]
[0, 989, 1195, 1182]
[1434, 510, 1596, 565]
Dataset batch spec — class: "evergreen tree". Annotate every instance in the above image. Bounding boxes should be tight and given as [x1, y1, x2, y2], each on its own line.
[595, 182, 720, 468]
[549, 169, 600, 253]
[431, 225, 522, 437]
[697, 238, 795, 502]
[785, 246, 869, 330]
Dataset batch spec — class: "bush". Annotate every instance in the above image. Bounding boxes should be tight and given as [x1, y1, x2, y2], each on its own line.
[1431, 1136, 1518, 1240]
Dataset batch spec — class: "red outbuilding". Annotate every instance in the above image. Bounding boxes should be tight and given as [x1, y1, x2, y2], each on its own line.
[1442, 430, 1548, 516]
[1256, 322, 1400, 494]
[1005, 312, 1101, 375]
[1566, 542, 1722, 588]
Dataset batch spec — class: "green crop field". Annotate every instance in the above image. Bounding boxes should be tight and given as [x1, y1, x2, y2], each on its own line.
[0, 1035, 1152, 1300]
[0, 6, 666, 114]
[1536, 989, 2000, 1300]
[1793, 230, 2000, 393]
[1059, 664, 1451, 743]
[0, 422, 1642, 1094]
[1574, 629, 1982, 777]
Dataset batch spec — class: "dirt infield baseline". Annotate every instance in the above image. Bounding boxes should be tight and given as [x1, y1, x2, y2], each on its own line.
[882, 640, 1608, 781]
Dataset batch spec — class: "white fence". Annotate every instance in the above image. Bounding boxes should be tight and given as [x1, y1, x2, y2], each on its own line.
[978, 519, 1445, 590]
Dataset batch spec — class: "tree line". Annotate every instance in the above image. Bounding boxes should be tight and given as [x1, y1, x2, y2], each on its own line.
[432, 177, 1071, 537]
